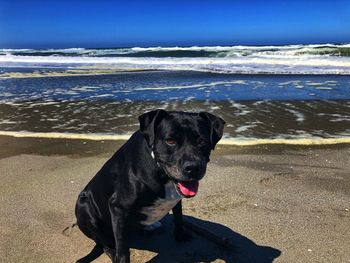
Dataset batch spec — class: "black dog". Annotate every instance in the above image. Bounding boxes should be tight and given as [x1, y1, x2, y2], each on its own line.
[75, 110, 225, 263]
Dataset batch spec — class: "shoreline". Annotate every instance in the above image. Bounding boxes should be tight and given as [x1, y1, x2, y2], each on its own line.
[1, 131, 350, 146]
[1, 134, 350, 160]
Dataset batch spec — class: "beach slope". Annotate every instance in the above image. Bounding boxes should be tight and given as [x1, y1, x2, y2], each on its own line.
[0, 136, 349, 262]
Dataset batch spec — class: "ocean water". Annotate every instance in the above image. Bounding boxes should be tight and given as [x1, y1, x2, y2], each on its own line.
[0, 44, 350, 143]
[1, 44, 350, 74]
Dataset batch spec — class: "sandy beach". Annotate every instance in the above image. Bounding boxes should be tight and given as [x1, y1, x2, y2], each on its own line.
[0, 135, 349, 263]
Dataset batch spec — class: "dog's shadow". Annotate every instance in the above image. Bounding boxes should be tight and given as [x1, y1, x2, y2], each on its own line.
[129, 215, 281, 263]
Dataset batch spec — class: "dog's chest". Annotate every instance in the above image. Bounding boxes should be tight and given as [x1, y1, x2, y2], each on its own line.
[140, 182, 182, 226]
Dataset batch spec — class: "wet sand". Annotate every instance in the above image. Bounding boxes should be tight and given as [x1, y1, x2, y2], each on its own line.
[0, 135, 349, 262]
[1, 72, 350, 139]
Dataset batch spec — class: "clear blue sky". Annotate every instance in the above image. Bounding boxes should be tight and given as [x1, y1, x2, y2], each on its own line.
[0, 0, 349, 48]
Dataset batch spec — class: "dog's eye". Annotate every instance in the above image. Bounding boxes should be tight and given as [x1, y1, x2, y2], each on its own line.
[165, 138, 176, 146]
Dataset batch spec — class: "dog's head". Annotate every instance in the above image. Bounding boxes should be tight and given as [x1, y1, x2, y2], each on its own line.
[139, 110, 225, 198]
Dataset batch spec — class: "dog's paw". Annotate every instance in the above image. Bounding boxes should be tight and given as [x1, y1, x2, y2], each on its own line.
[174, 228, 192, 242]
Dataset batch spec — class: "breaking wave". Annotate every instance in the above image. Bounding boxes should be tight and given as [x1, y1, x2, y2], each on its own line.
[1, 44, 350, 74]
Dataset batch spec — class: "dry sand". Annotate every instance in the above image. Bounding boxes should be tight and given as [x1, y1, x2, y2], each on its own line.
[0, 136, 349, 263]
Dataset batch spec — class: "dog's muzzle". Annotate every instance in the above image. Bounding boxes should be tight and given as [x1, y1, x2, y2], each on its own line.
[151, 150, 200, 198]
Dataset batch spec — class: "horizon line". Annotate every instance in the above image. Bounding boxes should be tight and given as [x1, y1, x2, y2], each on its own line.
[1, 41, 350, 50]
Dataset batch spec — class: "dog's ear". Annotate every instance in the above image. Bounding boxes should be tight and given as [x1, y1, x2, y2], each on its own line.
[139, 109, 167, 147]
[199, 112, 225, 150]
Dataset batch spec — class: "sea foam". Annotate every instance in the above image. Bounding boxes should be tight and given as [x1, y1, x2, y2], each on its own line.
[1, 44, 350, 75]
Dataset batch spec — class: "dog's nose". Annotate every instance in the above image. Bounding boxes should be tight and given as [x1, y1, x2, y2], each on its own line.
[182, 161, 200, 176]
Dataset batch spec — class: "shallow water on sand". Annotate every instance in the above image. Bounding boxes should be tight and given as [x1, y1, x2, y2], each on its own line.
[0, 70, 349, 141]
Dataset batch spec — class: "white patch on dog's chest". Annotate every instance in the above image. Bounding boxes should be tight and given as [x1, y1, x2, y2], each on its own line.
[140, 181, 182, 226]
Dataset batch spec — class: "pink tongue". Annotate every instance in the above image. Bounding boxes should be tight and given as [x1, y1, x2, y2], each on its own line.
[177, 181, 199, 197]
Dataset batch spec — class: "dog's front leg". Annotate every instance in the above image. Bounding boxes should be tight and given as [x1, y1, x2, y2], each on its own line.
[172, 200, 192, 242]
[109, 201, 130, 263]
